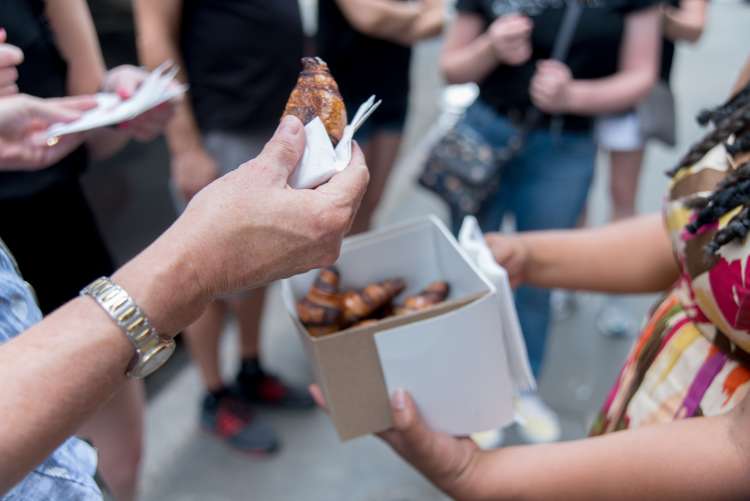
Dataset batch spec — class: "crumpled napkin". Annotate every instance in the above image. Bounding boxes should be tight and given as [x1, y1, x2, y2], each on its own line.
[289, 95, 381, 190]
[458, 215, 536, 393]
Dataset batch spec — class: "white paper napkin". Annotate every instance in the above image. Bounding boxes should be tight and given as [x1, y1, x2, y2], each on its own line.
[458, 215, 536, 393]
[46, 62, 186, 140]
[289, 95, 381, 190]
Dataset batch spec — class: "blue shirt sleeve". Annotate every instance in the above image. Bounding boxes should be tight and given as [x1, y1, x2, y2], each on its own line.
[0, 243, 102, 500]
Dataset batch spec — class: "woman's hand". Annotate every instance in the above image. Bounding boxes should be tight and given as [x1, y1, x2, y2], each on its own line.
[485, 233, 530, 288]
[0, 94, 95, 170]
[488, 14, 533, 66]
[309, 385, 481, 500]
[102, 64, 176, 142]
[0, 28, 23, 97]
[530, 60, 574, 114]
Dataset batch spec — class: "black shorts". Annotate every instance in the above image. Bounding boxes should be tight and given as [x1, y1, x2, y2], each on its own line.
[0, 177, 114, 314]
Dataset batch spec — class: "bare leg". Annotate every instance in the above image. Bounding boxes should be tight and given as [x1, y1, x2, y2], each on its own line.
[609, 149, 645, 221]
[78, 379, 144, 501]
[231, 287, 266, 360]
[183, 300, 227, 392]
[349, 131, 403, 235]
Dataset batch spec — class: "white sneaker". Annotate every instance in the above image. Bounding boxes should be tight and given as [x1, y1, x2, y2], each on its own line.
[471, 428, 505, 450]
[514, 392, 562, 444]
[597, 297, 636, 338]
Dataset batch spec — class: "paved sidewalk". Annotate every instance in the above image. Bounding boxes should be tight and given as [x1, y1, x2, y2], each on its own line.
[136, 3, 750, 500]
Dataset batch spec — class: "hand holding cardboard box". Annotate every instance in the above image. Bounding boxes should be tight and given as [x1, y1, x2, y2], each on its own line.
[283, 216, 534, 440]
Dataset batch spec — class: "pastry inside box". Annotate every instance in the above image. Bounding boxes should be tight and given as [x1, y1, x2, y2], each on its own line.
[296, 268, 453, 338]
[282, 216, 518, 441]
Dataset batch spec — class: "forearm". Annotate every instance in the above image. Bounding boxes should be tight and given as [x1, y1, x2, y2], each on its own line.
[135, 1, 203, 155]
[663, 12, 703, 42]
[0, 228, 204, 491]
[521, 214, 679, 293]
[465, 414, 749, 500]
[663, 0, 707, 43]
[336, 0, 421, 45]
[0, 299, 131, 491]
[441, 33, 498, 84]
[410, 4, 445, 42]
[163, 101, 204, 156]
[45, 0, 106, 96]
[565, 69, 655, 115]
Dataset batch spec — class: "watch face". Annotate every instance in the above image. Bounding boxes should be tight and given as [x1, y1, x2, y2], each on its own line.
[129, 340, 176, 378]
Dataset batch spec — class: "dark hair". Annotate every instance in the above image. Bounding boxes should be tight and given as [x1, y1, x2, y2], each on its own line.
[677, 81, 750, 256]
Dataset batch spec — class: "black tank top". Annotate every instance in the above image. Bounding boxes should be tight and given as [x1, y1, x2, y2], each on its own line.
[0, 0, 88, 200]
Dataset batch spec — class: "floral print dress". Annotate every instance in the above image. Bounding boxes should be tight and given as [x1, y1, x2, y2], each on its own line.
[592, 144, 750, 434]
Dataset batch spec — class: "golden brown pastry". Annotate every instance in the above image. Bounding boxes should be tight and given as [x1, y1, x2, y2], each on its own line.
[297, 266, 342, 329]
[283, 57, 347, 145]
[396, 281, 450, 315]
[341, 278, 406, 325]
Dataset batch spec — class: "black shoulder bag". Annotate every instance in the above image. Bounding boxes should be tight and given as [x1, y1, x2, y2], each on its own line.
[418, 0, 583, 215]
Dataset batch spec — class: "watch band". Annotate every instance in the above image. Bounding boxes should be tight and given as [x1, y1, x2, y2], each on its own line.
[81, 276, 174, 378]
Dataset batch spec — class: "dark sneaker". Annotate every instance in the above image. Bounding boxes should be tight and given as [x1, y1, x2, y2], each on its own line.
[236, 371, 315, 410]
[201, 391, 279, 454]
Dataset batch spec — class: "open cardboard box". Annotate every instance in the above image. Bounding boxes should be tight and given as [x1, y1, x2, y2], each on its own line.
[282, 216, 519, 440]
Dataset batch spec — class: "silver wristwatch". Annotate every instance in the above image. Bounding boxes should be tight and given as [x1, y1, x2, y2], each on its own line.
[81, 277, 176, 378]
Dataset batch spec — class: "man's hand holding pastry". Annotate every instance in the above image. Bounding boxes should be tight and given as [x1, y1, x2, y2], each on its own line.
[113, 116, 369, 334]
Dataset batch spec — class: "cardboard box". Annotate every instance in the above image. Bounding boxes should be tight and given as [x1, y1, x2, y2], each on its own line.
[282, 216, 518, 440]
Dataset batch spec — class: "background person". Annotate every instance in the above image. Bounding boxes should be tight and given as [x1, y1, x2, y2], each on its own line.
[0, 113, 369, 499]
[0, 1, 175, 498]
[135, 0, 315, 456]
[439, 0, 662, 442]
[317, 0, 444, 235]
[595, 0, 709, 338]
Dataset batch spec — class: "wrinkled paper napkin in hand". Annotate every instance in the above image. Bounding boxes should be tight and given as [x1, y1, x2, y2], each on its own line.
[289, 95, 381, 190]
[46, 62, 186, 141]
[458, 215, 536, 393]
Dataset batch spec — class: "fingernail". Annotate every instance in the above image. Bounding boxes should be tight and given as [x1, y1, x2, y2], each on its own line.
[279, 115, 302, 135]
[392, 389, 407, 411]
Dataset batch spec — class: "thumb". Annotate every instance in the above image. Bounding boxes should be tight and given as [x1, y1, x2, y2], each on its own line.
[391, 389, 418, 431]
[315, 141, 370, 207]
[255, 115, 305, 183]
[390, 389, 437, 450]
[0, 28, 6, 43]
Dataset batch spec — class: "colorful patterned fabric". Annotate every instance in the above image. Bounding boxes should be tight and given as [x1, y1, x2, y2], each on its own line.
[592, 143, 750, 435]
